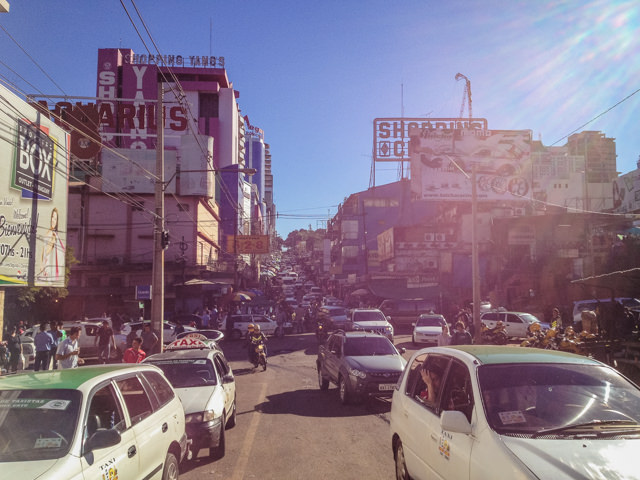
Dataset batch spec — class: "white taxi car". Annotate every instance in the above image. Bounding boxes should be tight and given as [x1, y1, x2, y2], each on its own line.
[391, 346, 640, 480]
[411, 314, 447, 345]
[144, 336, 236, 460]
[0, 364, 187, 479]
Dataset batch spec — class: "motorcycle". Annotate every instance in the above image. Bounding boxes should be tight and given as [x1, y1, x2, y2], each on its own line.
[315, 322, 328, 344]
[252, 342, 267, 371]
[481, 322, 508, 345]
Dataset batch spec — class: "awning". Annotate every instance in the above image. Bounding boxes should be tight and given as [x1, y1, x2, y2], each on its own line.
[175, 278, 232, 287]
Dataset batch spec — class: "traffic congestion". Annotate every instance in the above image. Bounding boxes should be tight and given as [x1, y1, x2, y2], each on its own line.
[2, 250, 640, 479]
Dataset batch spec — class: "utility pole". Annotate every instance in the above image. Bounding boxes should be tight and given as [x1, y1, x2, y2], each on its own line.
[471, 164, 482, 343]
[150, 82, 164, 351]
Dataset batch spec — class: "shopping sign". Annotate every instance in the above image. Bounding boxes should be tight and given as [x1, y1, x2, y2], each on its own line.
[227, 235, 270, 254]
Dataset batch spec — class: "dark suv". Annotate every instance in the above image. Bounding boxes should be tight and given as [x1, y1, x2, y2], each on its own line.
[316, 330, 406, 405]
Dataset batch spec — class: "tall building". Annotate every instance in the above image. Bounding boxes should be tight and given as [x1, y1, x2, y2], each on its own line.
[48, 48, 266, 318]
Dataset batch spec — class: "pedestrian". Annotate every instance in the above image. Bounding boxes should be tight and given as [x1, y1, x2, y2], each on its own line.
[450, 321, 473, 345]
[57, 321, 67, 341]
[34, 323, 54, 371]
[56, 326, 84, 369]
[94, 319, 116, 364]
[122, 337, 146, 363]
[551, 307, 563, 330]
[48, 322, 63, 369]
[437, 323, 452, 346]
[211, 305, 219, 328]
[141, 324, 159, 354]
[5, 326, 22, 373]
[202, 308, 211, 329]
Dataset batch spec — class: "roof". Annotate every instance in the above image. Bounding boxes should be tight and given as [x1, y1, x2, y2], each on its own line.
[0, 365, 149, 390]
[447, 345, 601, 366]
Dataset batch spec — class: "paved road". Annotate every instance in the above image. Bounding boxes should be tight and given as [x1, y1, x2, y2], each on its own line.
[179, 332, 419, 479]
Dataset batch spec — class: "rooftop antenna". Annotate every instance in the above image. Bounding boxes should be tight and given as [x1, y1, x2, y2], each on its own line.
[455, 73, 472, 120]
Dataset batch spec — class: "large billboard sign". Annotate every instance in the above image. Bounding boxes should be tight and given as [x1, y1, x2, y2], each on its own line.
[226, 235, 270, 254]
[0, 85, 69, 287]
[407, 122, 532, 202]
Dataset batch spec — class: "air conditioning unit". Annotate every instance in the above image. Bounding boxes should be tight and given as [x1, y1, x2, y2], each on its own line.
[514, 207, 526, 216]
[435, 233, 446, 242]
[424, 233, 435, 241]
[111, 256, 124, 265]
[425, 258, 439, 269]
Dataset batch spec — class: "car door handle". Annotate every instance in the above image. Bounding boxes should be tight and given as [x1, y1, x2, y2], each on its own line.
[162, 422, 168, 433]
[128, 445, 137, 458]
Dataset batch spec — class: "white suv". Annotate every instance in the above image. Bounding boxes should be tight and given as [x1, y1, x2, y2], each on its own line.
[0, 364, 187, 479]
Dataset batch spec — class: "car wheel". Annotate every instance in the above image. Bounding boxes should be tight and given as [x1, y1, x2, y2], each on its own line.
[209, 416, 226, 460]
[318, 366, 329, 391]
[226, 397, 237, 429]
[162, 452, 179, 480]
[231, 329, 242, 340]
[339, 376, 352, 405]
[395, 440, 410, 480]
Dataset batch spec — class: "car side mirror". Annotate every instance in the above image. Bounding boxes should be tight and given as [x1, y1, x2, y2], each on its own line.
[86, 428, 121, 453]
[398, 347, 406, 354]
[440, 410, 472, 434]
[411, 322, 416, 327]
[222, 373, 235, 384]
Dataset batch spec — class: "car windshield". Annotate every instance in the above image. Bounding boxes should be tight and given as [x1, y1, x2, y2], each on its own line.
[329, 308, 346, 317]
[146, 359, 217, 388]
[479, 364, 640, 437]
[344, 337, 396, 356]
[417, 317, 444, 327]
[353, 311, 385, 322]
[519, 313, 540, 324]
[0, 389, 81, 461]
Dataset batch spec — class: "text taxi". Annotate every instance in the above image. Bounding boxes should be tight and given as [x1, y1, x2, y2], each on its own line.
[0, 364, 187, 480]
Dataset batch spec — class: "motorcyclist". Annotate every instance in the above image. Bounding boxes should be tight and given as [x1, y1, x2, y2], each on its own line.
[246, 323, 268, 364]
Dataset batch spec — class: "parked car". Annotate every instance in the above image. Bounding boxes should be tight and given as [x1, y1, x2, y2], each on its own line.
[227, 314, 279, 340]
[0, 364, 187, 479]
[21, 320, 119, 360]
[116, 321, 196, 352]
[412, 314, 447, 345]
[144, 340, 236, 460]
[19, 341, 36, 370]
[317, 330, 406, 405]
[350, 308, 395, 342]
[390, 345, 640, 480]
[317, 306, 349, 330]
[480, 311, 549, 338]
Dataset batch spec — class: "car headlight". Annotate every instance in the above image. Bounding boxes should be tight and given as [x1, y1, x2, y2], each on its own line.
[352, 324, 362, 331]
[349, 368, 367, 379]
[385, 325, 393, 332]
[186, 410, 219, 424]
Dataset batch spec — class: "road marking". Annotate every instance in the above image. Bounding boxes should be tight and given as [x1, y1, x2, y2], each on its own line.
[230, 381, 268, 480]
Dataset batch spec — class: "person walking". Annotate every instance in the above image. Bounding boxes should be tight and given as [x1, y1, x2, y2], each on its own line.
[122, 337, 146, 363]
[94, 320, 116, 364]
[450, 321, 473, 345]
[141, 324, 159, 354]
[34, 323, 54, 371]
[5, 327, 22, 374]
[48, 322, 63, 369]
[56, 326, 84, 369]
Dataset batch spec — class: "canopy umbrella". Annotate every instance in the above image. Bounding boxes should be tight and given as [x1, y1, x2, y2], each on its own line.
[232, 292, 252, 302]
[351, 288, 370, 296]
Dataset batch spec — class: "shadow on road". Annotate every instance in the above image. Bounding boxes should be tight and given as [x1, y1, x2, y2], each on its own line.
[253, 387, 391, 419]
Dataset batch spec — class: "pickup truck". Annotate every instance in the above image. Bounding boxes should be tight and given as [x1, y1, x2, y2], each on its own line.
[316, 330, 406, 405]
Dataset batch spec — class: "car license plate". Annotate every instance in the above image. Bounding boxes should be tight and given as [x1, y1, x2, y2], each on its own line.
[379, 383, 395, 391]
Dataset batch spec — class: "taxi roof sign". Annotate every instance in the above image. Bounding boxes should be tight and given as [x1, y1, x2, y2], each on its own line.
[165, 337, 211, 351]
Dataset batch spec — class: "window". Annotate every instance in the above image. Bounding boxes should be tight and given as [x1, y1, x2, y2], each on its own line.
[342, 220, 359, 240]
[116, 376, 153, 426]
[440, 360, 474, 422]
[199, 93, 219, 118]
[213, 355, 230, 379]
[142, 371, 175, 408]
[341, 246, 359, 258]
[506, 314, 522, 324]
[86, 384, 126, 440]
[406, 354, 450, 413]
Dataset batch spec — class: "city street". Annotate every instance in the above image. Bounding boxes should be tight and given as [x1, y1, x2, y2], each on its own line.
[179, 332, 419, 479]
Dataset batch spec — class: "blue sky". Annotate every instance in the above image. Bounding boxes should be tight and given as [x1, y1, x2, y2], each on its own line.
[1, 0, 639, 239]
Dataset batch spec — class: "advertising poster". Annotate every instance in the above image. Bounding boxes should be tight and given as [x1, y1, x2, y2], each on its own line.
[407, 122, 533, 202]
[0, 85, 69, 287]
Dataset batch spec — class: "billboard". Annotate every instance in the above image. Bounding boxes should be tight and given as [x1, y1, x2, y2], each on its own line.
[0, 84, 69, 287]
[101, 148, 177, 194]
[408, 123, 532, 202]
[227, 235, 270, 254]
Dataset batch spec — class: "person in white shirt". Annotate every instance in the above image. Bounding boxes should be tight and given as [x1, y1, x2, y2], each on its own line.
[437, 323, 452, 346]
[56, 326, 84, 369]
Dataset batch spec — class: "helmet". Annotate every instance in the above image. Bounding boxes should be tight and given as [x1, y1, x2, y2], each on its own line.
[254, 324, 261, 332]
[247, 323, 255, 332]
[529, 323, 541, 333]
